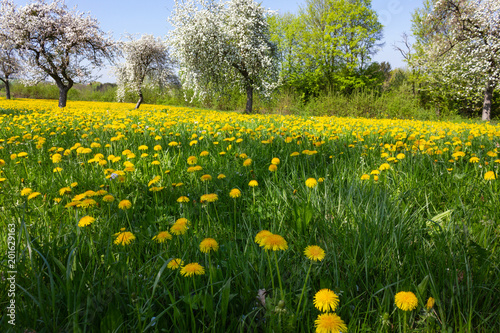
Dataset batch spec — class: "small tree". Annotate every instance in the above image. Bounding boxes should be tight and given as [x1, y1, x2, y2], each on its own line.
[169, 0, 278, 114]
[0, 0, 117, 107]
[0, 37, 20, 99]
[412, 0, 500, 120]
[115, 34, 177, 109]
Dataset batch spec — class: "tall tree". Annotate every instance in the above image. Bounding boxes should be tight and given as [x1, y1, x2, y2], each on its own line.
[412, 0, 500, 120]
[115, 34, 177, 109]
[0, 37, 20, 99]
[169, 0, 279, 114]
[0, 0, 117, 107]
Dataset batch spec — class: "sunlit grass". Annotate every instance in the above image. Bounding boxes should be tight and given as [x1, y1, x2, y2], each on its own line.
[1, 98, 499, 332]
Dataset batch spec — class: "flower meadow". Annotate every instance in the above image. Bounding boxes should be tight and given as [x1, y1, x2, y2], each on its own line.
[1, 98, 500, 332]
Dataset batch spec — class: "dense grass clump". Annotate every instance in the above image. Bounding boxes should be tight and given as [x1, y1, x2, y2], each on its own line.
[0, 98, 499, 332]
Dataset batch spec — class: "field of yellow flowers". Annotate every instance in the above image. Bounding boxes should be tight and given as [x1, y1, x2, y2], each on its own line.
[1, 98, 499, 332]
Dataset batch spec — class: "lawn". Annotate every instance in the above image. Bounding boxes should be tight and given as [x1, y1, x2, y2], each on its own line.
[1, 98, 499, 332]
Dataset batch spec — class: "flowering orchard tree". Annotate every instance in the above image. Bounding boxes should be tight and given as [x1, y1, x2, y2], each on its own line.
[0, 0, 117, 107]
[115, 34, 177, 109]
[169, 0, 279, 114]
[415, 0, 500, 120]
[0, 37, 20, 99]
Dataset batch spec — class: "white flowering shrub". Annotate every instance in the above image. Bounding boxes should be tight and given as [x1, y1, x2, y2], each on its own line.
[0, 0, 117, 107]
[115, 34, 177, 109]
[169, 0, 279, 113]
[417, 0, 500, 120]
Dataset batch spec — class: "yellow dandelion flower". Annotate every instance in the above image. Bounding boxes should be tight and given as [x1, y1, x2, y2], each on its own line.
[180, 262, 205, 277]
[168, 141, 178, 147]
[469, 157, 480, 163]
[395, 291, 418, 311]
[152, 231, 172, 243]
[200, 193, 218, 203]
[370, 170, 380, 175]
[290, 152, 300, 157]
[260, 234, 288, 251]
[167, 258, 183, 270]
[396, 153, 405, 159]
[217, 173, 226, 179]
[28, 192, 41, 200]
[314, 313, 347, 333]
[271, 157, 280, 165]
[200, 151, 209, 156]
[170, 223, 188, 236]
[304, 245, 325, 262]
[379, 163, 391, 171]
[229, 188, 241, 198]
[361, 174, 370, 180]
[200, 238, 219, 253]
[314, 289, 339, 312]
[187, 156, 198, 165]
[113, 229, 136, 246]
[243, 158, 252, 167]
[53, 167, 63, 173]
[255, 230, 273, 245]
[154, 144, 162, 150]
[78, 216, 95, 227]
[248, 180, 258, 187]
[102, 195, 114, 202]
[18, 152, 28, 158]
[269, 164, 278, 172]
[177, 196, 190, 203]
[200, 174, 212, 182]
[305, 178, 318, 188]
[484, 171, 496, 180]
[21, 188, 33, 196]
[52, 153, 62, 163]
[118, 199, 132, 210]
[138, 145, 148, 150]
[426, 297, 435, 310]
[78, 199, 97, 208]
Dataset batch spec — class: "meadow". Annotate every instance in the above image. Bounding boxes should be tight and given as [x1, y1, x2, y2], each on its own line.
[0, 98, 499, 332]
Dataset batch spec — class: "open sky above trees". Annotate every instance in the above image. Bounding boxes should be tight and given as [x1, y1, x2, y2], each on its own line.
[9, 0, 422, 83]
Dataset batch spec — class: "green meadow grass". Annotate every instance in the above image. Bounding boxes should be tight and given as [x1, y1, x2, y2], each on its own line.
[0, 99, 499, 332]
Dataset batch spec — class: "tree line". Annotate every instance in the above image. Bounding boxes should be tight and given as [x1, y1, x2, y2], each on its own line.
[0, 0, 498, 120]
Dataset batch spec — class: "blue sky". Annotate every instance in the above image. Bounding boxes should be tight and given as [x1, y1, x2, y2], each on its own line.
[13, 0, 423, 83]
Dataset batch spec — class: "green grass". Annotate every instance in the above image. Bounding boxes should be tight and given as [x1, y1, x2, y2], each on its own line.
[0, 100, 499, 332]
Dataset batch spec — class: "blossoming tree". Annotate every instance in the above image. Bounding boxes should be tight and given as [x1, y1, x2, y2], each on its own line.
[0, 36, 20, 99]
[115, 34, 177, 109]
[0, 0, 117, 107]
[169, 0, 279, 114]
[412, 0, 500, 120]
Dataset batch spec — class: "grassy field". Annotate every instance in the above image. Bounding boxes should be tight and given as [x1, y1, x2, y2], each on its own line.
[0, 98, 499, 332]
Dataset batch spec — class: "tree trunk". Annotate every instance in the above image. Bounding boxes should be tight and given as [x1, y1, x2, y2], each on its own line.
[135, 91, 144, 109]
[482, 80, 493, 121]
[244, 85, 253, 114]
[58, 86, 70, 108]
[5, 78, 11, 100]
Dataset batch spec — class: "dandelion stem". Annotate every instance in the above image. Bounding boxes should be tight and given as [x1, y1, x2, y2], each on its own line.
[274, 251, 284, 300]
[266, 251, 275, 295]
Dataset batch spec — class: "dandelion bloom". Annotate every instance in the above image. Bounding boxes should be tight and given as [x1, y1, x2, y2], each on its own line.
[200, 174, 212, 182]
[379, 163, 391, 171]
[177, 196, 190, 203]
[200, 238, 219, 253]
[469, 157, 480, 163]
[152, 231, 172, 243]
[314, 313, 347, 333]
[180, 262, 205, 277]
[102, 195, 114, 202]
[255, 230, 273, 245]
[260, 234, 288, 251]
[187, 156, 197, 165]
[426, 297, 435, 310]
[370, 170, 380, 175]
[21, 188, 33, 196]
[305, 178, 318, 188]
[200, 151, 209, 156]
[78, 198, 97, 208]
[229, 188, 241, 198]
[217, 174, 226, 179]
[360, 174, 370, 180]
[170, 223, 188, 235]
[248, 180, 258, 187]
[78, 216, 95, 227]
[396, 153, 405, 159]
[113, 228, 136, 246]
[18, 152, 28, 158]
[28, 192, 41, 200]
[269, 164, 278, 172]
[271, 157, 280, 165]
[395, 291, 418, 311]
[154, 144, 162, 150]
[200, 193, 218, 203]
[304, 245, 325, 262]
[118, 199, 132, 210]
[314, 289, 339, 312]
[484, 171, 496, 180]
[243, 158, 252, 167]
[167, 258, 183, 270]
[52, 154, 62, 163]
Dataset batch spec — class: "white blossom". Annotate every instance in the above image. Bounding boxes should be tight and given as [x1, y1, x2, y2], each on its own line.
[169, 0, 279, 114]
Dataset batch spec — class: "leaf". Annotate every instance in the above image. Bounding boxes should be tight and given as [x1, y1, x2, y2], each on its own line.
[100, 306, 123, 333]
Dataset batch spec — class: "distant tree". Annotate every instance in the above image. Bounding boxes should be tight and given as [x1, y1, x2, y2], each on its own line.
[0, 37, 20, 99]
[115, 34, 177, 109]
[412, 0, 500, 120]
[169, 0, 279, 114]
[0, 0, 117, 107]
